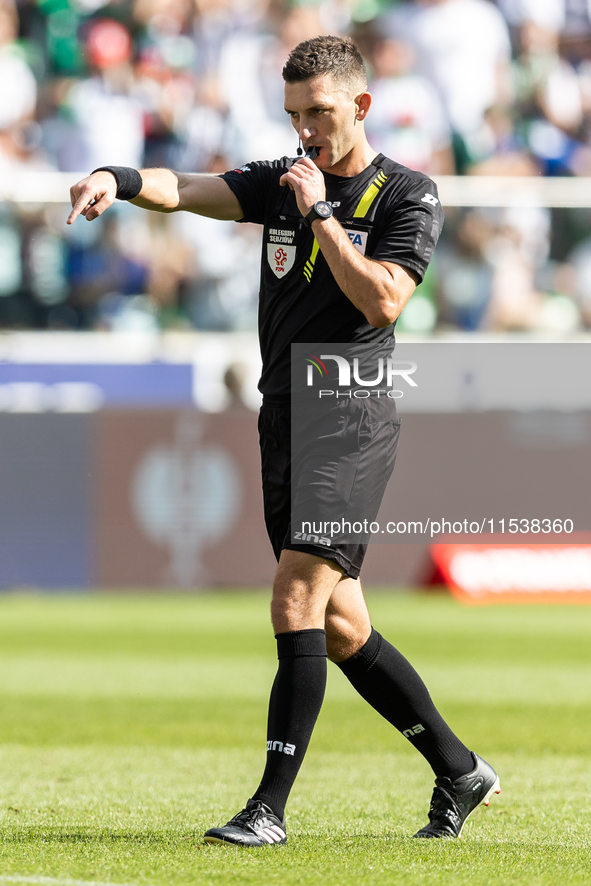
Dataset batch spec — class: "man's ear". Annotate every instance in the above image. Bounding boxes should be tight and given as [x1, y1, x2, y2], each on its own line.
[355, 91, 372, 121]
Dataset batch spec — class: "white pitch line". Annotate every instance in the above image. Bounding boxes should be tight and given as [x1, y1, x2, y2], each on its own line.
[0, 876, 139, 886]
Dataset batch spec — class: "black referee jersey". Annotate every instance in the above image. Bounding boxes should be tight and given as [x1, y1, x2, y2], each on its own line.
[220, 153, 444, 400]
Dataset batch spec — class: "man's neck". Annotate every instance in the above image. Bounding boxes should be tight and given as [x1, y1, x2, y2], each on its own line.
[327, 139, 379, 177]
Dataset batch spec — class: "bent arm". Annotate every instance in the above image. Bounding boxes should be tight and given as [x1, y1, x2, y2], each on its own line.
[311, 216, 417, 327]
[68, 167, 243, 224]
[279, 157, 417, 328]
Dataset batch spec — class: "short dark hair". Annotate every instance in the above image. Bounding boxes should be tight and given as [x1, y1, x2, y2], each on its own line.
[282, 35, 367, 95]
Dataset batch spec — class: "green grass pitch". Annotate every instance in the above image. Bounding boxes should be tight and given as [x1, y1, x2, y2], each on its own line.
[0, 591, 590, 886]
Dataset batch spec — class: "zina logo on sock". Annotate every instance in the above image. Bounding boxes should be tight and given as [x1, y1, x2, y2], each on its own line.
[402, 724, 425, 738]
[267, 740, 296, 755]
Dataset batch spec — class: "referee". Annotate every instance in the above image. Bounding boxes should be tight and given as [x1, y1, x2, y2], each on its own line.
[69, 35, 500, 846]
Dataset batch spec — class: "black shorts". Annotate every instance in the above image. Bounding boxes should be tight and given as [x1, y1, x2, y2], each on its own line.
[258, 398, 401, 579]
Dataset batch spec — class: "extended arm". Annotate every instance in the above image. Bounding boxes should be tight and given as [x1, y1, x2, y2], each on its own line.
[67, 167, 243, 225]
[279, 158, 417, 328]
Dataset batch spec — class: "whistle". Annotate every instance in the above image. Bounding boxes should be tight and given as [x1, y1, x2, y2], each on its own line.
[305, 146, 320, 160]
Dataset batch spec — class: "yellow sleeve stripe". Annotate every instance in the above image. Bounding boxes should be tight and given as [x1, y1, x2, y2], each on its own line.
[301, 168, 387, 282]
[353, 170, 388, 219]
[303, 237, 320, 283]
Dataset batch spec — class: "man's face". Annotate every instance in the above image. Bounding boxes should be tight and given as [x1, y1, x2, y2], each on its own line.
[284, 74, 364, 170]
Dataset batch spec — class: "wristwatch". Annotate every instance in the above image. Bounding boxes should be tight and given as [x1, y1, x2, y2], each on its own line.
[304, 201, 333, 227]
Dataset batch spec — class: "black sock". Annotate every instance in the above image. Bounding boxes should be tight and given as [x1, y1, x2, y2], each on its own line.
[252, 629, 327, 820]
[337, 628, 473, 781]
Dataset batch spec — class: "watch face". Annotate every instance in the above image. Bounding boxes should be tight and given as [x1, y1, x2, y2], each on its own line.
[315, 201, 332, 218]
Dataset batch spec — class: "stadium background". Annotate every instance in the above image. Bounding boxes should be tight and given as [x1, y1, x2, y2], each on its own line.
[1, 0, 591, 589]
[1, 5, 591, 884]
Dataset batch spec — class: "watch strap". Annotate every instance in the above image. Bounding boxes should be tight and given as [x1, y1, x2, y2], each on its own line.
[305, 201, 333, 227]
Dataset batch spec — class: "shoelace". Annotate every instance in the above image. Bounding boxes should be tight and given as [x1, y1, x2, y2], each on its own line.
[429, 785, 461, 823]
[231, 801, 267, 827]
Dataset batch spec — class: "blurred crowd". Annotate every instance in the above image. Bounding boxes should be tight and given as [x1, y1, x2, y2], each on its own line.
[2, 0, 591, 333]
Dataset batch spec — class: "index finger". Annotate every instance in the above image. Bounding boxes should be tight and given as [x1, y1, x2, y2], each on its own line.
[279, 171, 296, 189]
[280, 163, 309, 184]
[67, 185, 94, 225]
[295, 156, 318, 168]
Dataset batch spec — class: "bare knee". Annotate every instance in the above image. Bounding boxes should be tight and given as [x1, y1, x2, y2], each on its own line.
[271, 551, 343, 634]
[325, 611, 370, 663]
[271, 582, 325, 633]
[323, 577, 371, 662]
